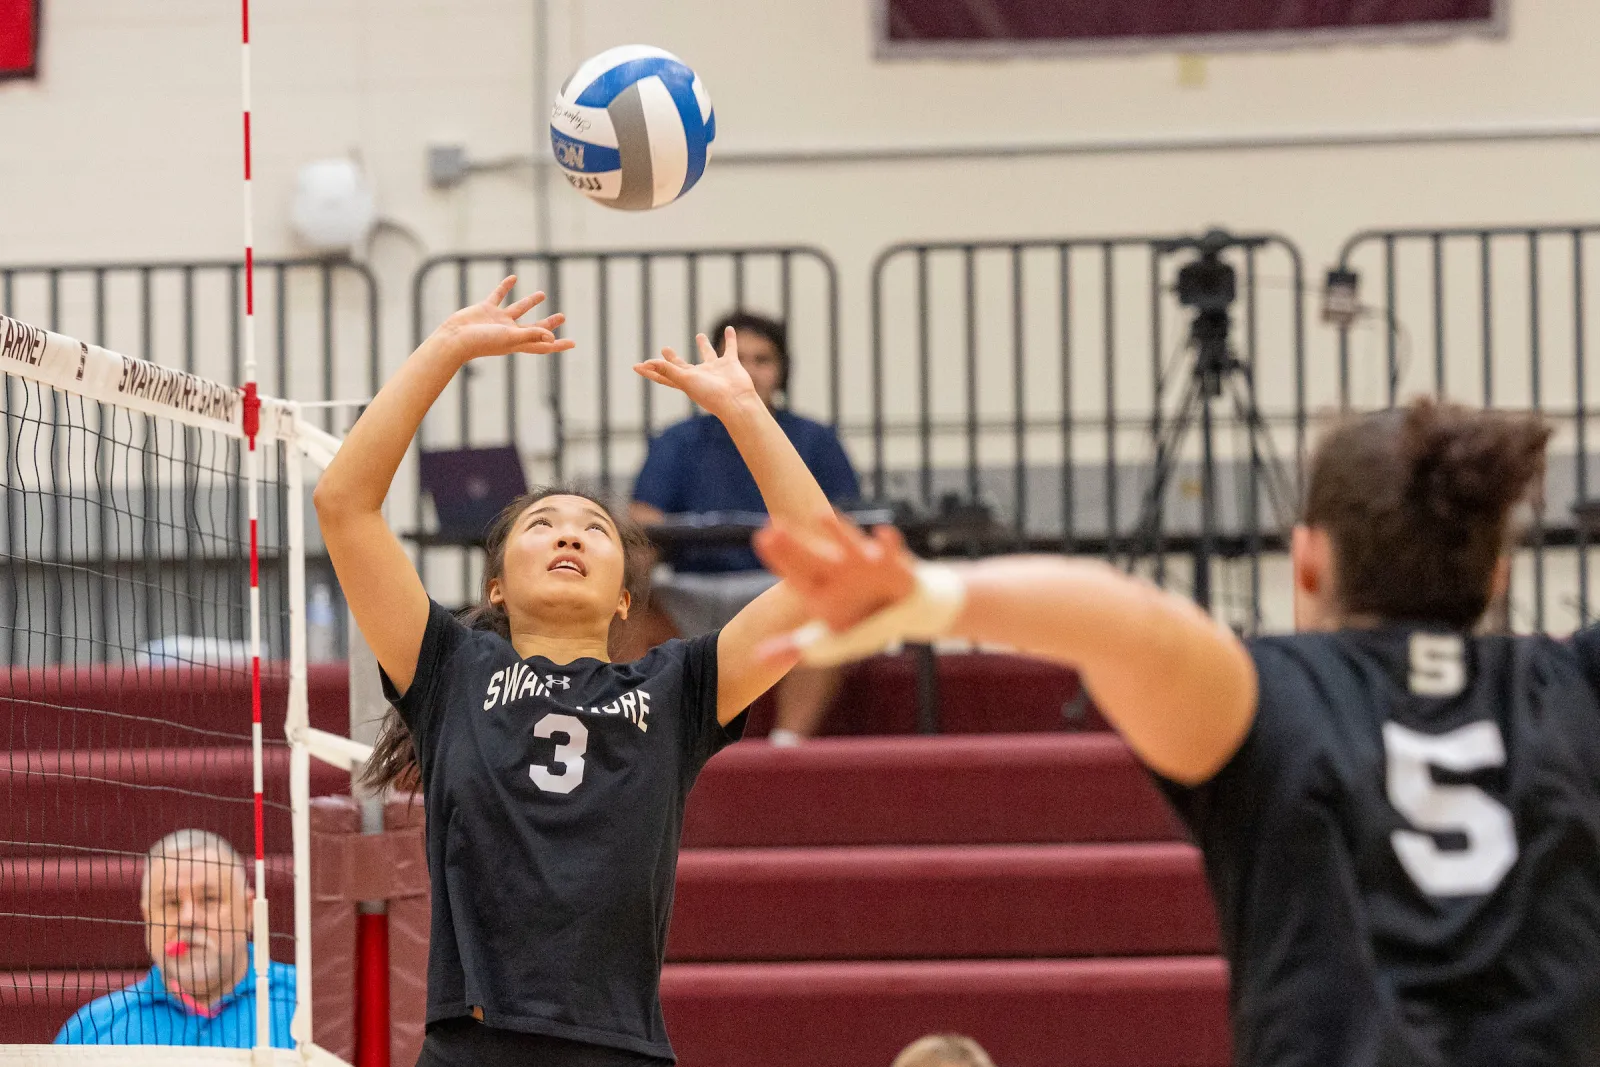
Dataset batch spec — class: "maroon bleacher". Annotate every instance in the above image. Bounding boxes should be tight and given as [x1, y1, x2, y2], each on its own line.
[0, 661, 349, 1045]
[681, 732, 1181, 848]
[742, 648, 1108, 736]
[0, 970, 146, 1044]
[0, 855, 298, 972]
[669, 842, 1215, 961]
[0, 656, 1230, 1066]
[663, 734, 1227, 1067]
[0, 662, 350, 744]
[663, 958, 1230, 1067]
[0, 747, 347, 856]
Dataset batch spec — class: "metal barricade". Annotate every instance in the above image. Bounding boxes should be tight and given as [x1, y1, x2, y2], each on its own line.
[0, 258, 381, 425]
[408, 246, 840, 599]
[870, 233, 1306, 631]
[0, 257, 380, 662]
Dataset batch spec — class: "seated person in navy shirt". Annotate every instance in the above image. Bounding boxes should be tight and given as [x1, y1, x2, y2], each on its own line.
[56, 829, 295, 1047]
[629, 312, 860, 743]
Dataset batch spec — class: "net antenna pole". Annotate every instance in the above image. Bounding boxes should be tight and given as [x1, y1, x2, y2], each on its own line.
[239, 0, 273, 1057]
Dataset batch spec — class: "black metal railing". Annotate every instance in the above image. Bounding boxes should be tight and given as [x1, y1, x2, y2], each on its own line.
[0, 258, 380, 663]
[870, 232, 1306, 630]
[6, 226, 1598, 639]
[0, 258, 382, 427]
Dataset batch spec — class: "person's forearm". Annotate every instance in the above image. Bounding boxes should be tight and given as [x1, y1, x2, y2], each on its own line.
[315, 334, 464, 517]
[948, 555, 1256, 783]
[719, 396, 834, 529]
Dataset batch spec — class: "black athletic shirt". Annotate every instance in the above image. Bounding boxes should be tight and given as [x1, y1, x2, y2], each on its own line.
[381, 600, 744, 1062]
[1157, 626, 1600, 1067]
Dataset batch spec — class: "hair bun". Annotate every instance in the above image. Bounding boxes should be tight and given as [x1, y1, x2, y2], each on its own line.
[1400, 398, 1550, 527]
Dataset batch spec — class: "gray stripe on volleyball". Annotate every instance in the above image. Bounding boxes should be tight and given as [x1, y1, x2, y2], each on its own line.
[559, 70, 576, 97]
[608, 82, 657, 211]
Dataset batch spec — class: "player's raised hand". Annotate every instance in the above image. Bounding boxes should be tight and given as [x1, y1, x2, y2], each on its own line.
[752, 520, 919, 661]
[633, 327, 758, 418]
[435, 276, 576, 363]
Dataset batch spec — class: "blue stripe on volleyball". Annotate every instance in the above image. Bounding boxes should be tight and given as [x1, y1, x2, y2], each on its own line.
[573, 57, 690, 108]
[549, 130, 621, 174]
[676, 96, 712, 196]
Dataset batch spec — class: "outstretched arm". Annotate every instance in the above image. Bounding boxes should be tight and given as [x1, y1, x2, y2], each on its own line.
[315, 277, 573, 696]
[633, 331, 837, 721]
[754, 523, 1258, 784]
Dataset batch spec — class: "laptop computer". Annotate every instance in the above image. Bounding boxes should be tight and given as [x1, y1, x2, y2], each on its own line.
[417, 445, 529, 543]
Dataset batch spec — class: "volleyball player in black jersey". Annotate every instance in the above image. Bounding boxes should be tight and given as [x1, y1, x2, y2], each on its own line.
[315, 278, 832, 1067]
[756, 399, 1600, 1067]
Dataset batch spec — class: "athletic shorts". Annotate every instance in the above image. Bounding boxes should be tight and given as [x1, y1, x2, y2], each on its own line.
[650, 568, 780, 636]
[416, 1017, 673, 1067]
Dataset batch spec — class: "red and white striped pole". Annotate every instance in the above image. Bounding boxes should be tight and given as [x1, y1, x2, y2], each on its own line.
[239, 0, 272, 1053]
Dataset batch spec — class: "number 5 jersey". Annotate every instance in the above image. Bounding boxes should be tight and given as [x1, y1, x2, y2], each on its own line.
[1156, 626, 1600, 1067]
[381, 600, 743, 1063]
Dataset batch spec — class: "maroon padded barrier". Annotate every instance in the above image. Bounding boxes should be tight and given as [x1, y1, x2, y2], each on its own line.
[310, 794, 432, 1067]
[311, 797, 363, 1063]
[682, 733, 1182, 848]
[661, 957, 1231, 1067]
[668, 842, 1215, 962]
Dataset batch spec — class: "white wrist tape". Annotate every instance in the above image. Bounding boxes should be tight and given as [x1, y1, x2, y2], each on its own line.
[790, 563, 966, 667]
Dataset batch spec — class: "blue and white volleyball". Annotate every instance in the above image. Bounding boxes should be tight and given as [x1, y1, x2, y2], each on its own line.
[549, 45, 715, 211]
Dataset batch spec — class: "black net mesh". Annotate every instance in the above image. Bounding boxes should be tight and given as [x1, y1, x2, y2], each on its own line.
[0, 368, 297, 1045]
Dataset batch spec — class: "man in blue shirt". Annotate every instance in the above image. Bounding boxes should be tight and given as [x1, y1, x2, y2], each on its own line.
[630, 311, 860, 742]
[56, 829, 296, 1047]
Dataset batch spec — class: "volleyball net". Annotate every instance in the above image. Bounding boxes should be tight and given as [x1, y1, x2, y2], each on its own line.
[0, 314, 351, 1063]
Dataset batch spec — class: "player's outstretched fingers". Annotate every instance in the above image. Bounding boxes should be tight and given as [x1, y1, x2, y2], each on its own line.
[658, 345, 693, 368]
[505, 291, 547, 320]
[484, 276, 517, 307]
[694, 331, 720, 363]
[754, 524, 842, 592]
[867, 524, 905, 561]
[633, 360, 684, 387]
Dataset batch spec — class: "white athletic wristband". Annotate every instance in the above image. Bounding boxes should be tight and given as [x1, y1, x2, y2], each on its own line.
[790, 563, 967, 667]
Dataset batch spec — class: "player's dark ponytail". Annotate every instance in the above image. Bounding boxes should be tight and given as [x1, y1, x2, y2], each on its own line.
[1303, 398, 1551, 629]
[361, 485, 652, 796]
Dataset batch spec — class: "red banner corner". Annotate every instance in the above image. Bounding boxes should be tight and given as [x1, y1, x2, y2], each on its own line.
[0, 0, 39, 80]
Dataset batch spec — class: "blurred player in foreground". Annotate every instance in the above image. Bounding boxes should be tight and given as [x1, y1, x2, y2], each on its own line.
[316, 279, 828, 1066]
[757, 399, 1600, 1067]
[56, 830, 294, 1047]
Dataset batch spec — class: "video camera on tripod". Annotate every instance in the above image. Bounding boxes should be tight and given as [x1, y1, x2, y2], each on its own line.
[1128, 230, 1294, 619]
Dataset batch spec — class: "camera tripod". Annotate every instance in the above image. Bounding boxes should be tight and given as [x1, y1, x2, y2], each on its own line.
[1123, 231, 1298, 620]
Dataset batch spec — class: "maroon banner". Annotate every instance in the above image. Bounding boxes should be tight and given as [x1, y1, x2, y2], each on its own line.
[885, 0, 1497, 46]
[0, 0, 38, 79]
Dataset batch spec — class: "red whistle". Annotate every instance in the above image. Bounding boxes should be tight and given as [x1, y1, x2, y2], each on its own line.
[164, 940, 190, 958]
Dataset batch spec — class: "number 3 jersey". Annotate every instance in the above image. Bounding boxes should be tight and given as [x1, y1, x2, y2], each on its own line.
[380, 600, 744, 1062]
[1156, 625, 1600, 1067]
